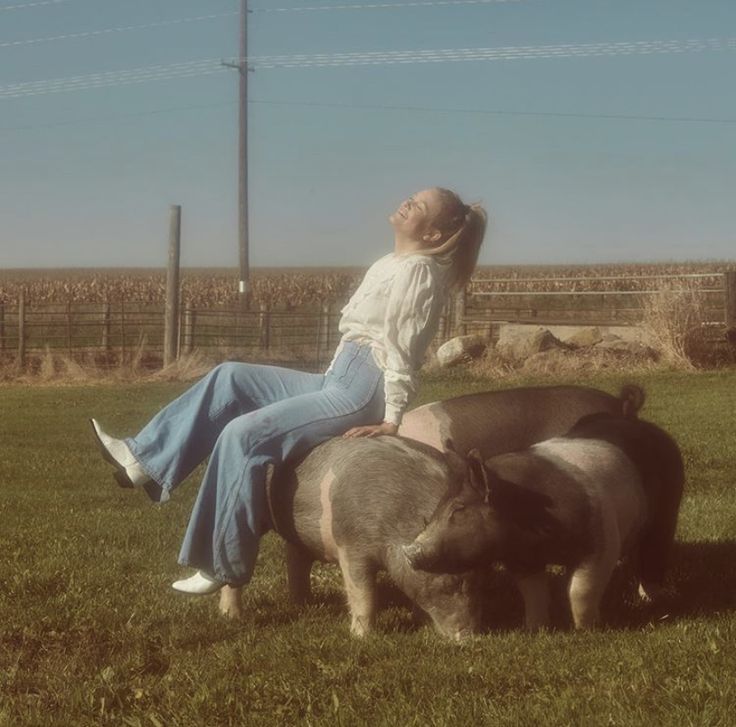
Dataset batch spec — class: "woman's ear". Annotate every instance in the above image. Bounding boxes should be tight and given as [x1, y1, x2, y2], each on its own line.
[422, 227, 443, 245]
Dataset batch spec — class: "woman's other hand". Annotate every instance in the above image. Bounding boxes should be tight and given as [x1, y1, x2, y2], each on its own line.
[343, 422, 399, 439]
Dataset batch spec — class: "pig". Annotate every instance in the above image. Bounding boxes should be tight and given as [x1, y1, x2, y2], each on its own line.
[403, 411, 684, 630]
[219, 384, 645, 625]
[274, 435, 481, 638]
[397, 383, 645, 458]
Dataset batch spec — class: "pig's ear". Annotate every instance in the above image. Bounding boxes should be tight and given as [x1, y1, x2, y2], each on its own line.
[467, 456, 492, 503]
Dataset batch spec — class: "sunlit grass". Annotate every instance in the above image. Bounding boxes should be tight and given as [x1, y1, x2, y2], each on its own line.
[1, 369, 734, 725]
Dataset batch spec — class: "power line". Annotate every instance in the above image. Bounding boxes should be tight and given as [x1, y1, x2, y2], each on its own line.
[251, 0, 521, 12]
[0, 59, 227, 99]
[0, 2, 520, 48]
[3, 97, 735, 135]
[0, 101, 237, 133]
[2, 37, 734, 99]
[249, 98, 736, 125]
[0, 0, 515, 12]
[246, 37, 736, 68]
[0, 13, 239, 48]
[0, 0, 69, 10]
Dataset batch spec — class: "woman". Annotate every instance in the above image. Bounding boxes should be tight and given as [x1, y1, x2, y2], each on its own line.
[91, 187, 487, 596]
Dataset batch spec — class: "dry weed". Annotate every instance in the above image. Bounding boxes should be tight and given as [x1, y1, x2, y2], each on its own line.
[639, 282, 711, 368]
[148, 349, 216, 382]
[465, 346, 661, 381]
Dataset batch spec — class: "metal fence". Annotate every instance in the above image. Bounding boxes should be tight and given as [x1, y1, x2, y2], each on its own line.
[2, 272, 734, 369]
[463, 272, 730, 329]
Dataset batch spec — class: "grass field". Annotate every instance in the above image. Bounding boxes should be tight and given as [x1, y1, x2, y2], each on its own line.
[1, 368, 735, 725]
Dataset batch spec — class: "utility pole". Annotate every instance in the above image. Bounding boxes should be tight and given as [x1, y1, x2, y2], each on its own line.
[238, 0, 250, 309]
[225, 0, 251, 309]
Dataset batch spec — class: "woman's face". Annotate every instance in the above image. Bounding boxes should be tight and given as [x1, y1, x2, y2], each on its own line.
[389, 188, 446, 247]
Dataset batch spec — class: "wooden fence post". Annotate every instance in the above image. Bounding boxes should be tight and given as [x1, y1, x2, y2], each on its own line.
[120, 300, 126, 364]
[18, 289, 26, 369]
[101, 300, 111, 353]
[453, 289, 467, 337]
[182, 305, 195, 354]
[725, 271, 736, 344]
[164, 204, 181, 367]
[316, 302, 330, 364]
[259, 302, 271, 351]
[66, 300, 73, 358]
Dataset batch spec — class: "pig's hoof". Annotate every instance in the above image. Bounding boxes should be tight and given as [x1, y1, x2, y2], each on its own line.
[350, 618, 371, 638]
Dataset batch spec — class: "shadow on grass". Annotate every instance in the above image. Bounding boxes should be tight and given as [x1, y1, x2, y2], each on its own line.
[524, 539, 736, 632]
[246, 539, 736, 636]
[653, 539, 736, 616]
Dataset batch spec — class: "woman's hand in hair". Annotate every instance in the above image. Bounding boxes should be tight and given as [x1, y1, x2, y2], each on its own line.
[342, 422, 399, 439]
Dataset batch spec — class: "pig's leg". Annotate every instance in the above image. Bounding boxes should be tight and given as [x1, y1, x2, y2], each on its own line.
[286, 542, 313, 604]
[337, 549, 376, 637]
[219, 584, 243, 619]
[568, 555, 617, 629]
[513, 571, 550, 631]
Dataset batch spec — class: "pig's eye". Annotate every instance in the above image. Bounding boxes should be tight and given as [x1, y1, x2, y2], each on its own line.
[449, 503, 466, 519]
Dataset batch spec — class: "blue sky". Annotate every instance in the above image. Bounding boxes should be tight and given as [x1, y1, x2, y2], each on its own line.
[1, 0, 735, 269]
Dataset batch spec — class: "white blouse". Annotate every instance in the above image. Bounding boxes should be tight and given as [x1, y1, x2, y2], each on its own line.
[331, 252, 450, 425]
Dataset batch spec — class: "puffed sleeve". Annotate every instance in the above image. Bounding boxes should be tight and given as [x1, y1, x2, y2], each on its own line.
[382, 258, 445, 426]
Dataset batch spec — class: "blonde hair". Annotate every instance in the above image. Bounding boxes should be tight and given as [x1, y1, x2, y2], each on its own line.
[421, 188, 488, 291]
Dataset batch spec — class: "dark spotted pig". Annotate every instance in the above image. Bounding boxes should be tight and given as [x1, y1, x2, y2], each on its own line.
[404, 412, 683, 630]
[219, 385, 644, 626]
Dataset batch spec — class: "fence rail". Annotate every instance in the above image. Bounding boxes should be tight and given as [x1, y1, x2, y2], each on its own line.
[1, 272, 734, 369]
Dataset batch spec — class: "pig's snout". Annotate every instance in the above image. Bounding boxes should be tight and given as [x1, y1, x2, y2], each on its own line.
[402, 542, 425, 569]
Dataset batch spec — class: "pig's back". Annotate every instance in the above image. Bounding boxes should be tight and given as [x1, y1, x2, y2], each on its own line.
[400, 385, 627, 457]
[271, 436, 451, 563]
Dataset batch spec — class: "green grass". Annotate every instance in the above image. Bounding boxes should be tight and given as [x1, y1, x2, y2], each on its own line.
[1, 369, 735, 726]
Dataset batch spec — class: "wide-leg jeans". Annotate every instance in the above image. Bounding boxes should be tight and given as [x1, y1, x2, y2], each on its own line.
[126, 342, 385, 585]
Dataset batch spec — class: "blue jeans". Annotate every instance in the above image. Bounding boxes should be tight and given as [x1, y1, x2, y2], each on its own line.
[126, 342, 385, 585]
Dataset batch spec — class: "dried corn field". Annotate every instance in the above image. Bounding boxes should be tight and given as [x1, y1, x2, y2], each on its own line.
[0, 263, 733, 307]
[0, 263, 734, 373]
[0, 268, 364, 309]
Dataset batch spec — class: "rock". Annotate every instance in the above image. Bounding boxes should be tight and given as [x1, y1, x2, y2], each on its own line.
[564, 326, 604, 349]
[594, 339, 658, 359]
[521, 349, 574, 373]
[436, 335, 488, 367]
[496, 326, 566, 362]
[601, 333, 623, 343]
